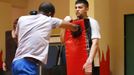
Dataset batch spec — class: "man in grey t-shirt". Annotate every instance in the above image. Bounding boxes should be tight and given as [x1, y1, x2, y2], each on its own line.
[11, 2, 78, 75]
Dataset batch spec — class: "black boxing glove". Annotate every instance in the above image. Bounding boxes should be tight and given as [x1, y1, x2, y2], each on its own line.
[29, 10, 38, 15]
[71, 25, 82, 38]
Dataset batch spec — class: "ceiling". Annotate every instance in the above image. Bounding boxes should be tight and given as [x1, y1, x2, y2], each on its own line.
[0, 0, 28, 8]
[1, 0, 13, 3]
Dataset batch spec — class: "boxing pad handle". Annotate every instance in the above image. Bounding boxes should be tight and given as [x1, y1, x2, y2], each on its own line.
[71, 25, 82, 38]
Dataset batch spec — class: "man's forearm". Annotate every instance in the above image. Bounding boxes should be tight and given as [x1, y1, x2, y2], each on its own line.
[86, 39, 99, 63]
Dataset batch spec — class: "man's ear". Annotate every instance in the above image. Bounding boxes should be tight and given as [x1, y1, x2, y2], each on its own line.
[45, 12, 52, 17]
[86, 7, 89, 11]
[49, 12, 54, 17]
[48, 12, 51, 15]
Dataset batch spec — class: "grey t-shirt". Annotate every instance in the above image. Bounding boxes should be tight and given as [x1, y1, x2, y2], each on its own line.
[13, 14, 62, 64]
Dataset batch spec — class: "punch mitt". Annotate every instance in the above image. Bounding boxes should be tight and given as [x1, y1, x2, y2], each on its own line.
[71, 25, 82, 38]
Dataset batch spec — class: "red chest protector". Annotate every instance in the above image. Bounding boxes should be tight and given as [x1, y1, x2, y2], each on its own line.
[65, 19, 88, 75]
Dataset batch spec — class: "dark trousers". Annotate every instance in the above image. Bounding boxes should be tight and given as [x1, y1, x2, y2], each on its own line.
[93, 67, 100, 75]
[0, 69, 5, 75]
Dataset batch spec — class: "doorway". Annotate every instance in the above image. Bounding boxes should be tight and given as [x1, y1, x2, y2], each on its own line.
[124, 14, 134, 75]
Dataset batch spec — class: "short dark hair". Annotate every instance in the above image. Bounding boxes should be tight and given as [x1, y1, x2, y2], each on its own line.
[75, 0, 89, 7]
[38, 2, 55, 15]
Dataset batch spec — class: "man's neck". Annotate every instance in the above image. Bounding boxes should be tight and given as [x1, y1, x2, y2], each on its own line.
[38, 12, 50, 17]
[77, 15, 88, 19]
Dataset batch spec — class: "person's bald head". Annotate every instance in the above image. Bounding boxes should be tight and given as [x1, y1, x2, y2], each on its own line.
[38, 2, 55, 17]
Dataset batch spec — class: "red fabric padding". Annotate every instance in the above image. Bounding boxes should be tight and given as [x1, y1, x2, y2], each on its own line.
[65, 19, 88, 75]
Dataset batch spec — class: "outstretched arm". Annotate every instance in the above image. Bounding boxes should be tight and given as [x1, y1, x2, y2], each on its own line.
[59, 21, 78, 32]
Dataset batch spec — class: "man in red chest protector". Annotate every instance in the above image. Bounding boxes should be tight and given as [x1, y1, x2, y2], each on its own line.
[63, 0, 101, 75]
